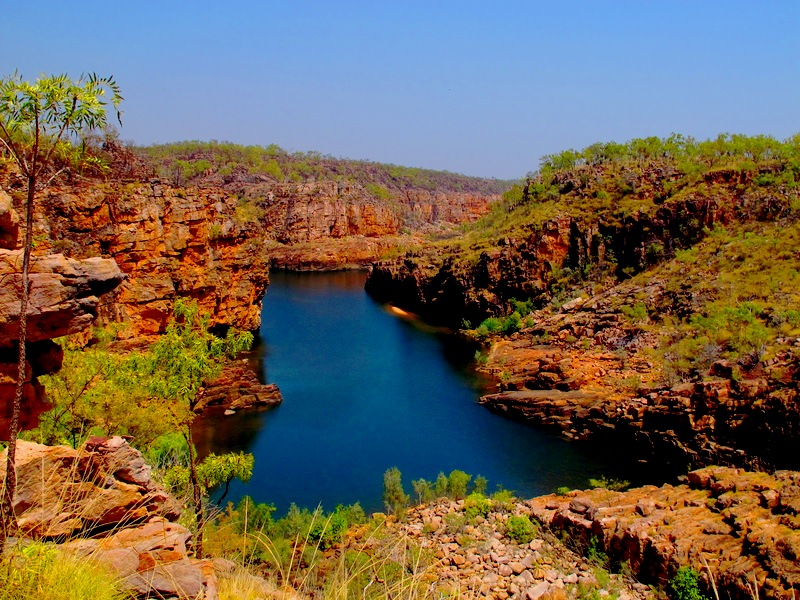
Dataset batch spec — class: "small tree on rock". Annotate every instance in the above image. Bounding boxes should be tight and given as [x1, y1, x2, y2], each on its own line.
[136, 298, 253, 557]
[0, 72, 122, 548]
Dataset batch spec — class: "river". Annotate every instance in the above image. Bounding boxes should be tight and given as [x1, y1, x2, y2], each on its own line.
[193, 270, 642, 514]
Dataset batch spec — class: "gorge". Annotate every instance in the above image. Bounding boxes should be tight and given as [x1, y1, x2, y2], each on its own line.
[3, 134, 800, 600]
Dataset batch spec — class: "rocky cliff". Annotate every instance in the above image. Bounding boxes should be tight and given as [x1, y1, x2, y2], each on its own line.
[365, 141, 800, 472]
[0, 191, 124, 437]
[530, 466, 800, 600]
[1, 163, 497, 336]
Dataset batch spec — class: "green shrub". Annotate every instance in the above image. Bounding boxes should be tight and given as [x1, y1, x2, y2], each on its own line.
[621, 302, 648, 323]
[464, 493, 492, 519]
[479, 317, 503, 334]
[447, 470, 472, 499]
[588, 476, 630, 491]
[491, 489, 516, 511]
[412, 478, 435, 504]
[383, 467, 410, 515]
[669, 567, 709, 600]
[505, 515, 536, 544]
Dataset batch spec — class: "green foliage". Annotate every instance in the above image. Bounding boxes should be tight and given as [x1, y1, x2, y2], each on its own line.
[463, 493, 492, 519]
[472, 475, 488, 495]
[142, 298, 253, 416]
[588, 476, 630, 491]
[474, 310, 526, 338]
[620, 302, 648, 323]
[134, 139, 511, 196]
[366, 183, 392, 200]
[382, 467, 410, 515]
[669, 567, 709, 600]
[490, 488, 516, 511]
[144, 432, 189, 468]
[0, 542, 127, 600]
[434, 472, 449, 497]
[447, 469, 472, 500]
[0, 72, 123, 177]
[411, 478, 434, 504]
[473, 350, 489, 365]
[505, 515, 536, 544]
[32, 301, 254, 451]
[206, 497, 366, 568]
[586, 535, 609, 568]
[658, 221, 800, 376]
[32, 338, 173, 448]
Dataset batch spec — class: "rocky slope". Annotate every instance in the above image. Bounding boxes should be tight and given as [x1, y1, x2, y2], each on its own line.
[365, 136, 800, 471]
[529, 466, 800, 600]
[2, 436, 225, 599]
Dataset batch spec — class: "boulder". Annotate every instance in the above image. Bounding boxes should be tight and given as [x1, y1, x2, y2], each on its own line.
[0, 437, 180, 537]
[0, 250, 124, 438]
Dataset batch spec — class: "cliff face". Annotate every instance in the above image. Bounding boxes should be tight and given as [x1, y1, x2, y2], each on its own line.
[29, 180, 271, 336]
[0, 196, 124, 437]
[365, 160, 800, 472]
[365, 193, 771, 328]
[0, 166, 497, 336]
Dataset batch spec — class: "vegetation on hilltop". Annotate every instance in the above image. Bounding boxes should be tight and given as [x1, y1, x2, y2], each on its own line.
[133, 139, 513, 195]
[442, 133, 800, 259]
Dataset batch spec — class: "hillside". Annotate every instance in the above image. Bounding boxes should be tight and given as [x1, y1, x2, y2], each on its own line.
[132, 140, 512, 196]
[365, 133, 800, 471]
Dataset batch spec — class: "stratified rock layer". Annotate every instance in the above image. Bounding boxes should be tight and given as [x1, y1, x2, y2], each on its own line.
[35, 180, 271, 335]
[529, 467, 800, 600]
[0, 249, 124, 438]
[0, 436, 179, 537]
[6, 174, 496, 336]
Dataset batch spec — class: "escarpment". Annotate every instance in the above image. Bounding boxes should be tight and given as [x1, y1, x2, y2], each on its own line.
[0, 164, 499, 336]
[365, 141, 800, 472]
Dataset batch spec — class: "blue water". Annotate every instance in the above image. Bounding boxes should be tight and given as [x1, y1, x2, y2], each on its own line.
[193, 270, 638, 514]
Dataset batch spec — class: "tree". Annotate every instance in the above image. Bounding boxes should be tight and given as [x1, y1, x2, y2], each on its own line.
[137, 298, 253, 557]
[382, 467, 409, 516]
[0, 72, 122, 547]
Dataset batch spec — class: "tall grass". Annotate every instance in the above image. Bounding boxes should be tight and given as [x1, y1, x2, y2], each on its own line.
[0, 542, 128, 600]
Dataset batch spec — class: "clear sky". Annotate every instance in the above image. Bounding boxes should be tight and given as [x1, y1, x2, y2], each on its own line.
[2, 1, 798, 179]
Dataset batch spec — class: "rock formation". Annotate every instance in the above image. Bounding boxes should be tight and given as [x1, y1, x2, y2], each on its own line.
[0, 436, 179, 537]
[3, 436, 223, 600]
[529, 466, 800, 600]
[0, 196, 124, 437]
[0, 167, 498, 337]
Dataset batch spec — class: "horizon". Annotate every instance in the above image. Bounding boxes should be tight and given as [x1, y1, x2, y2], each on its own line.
[2, 1, 798, 180]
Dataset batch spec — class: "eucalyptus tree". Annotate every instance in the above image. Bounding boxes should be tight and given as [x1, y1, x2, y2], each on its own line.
[0, 72, 122, 544]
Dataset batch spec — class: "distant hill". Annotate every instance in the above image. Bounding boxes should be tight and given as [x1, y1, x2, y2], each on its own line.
[131, 140, 514, 197]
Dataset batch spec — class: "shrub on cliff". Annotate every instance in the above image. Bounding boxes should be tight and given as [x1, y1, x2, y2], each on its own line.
[669, 567, 709, 600]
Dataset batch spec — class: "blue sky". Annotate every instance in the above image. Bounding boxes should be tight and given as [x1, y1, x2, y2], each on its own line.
[2, 1, 798, 179]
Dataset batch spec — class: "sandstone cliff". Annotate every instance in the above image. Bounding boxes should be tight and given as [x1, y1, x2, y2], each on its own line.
[365, 143, 800, 472]
[1, 162, 497, 337]
[0, 194, 124, 437]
